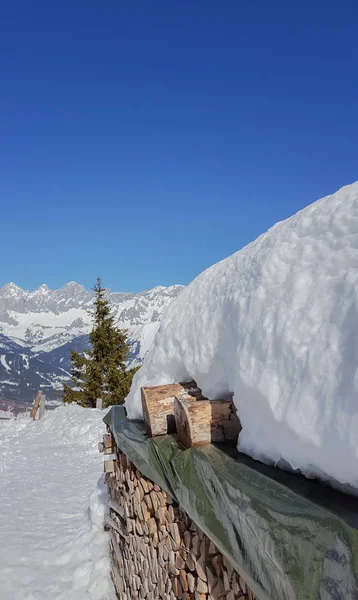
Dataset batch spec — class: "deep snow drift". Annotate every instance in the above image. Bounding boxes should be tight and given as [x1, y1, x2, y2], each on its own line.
[126, 182, 358, 493]
[0, 405, 115, 600]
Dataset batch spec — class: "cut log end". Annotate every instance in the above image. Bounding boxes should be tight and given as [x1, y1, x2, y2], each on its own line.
[141, 381, 205, 437]
[104, 459, 116, 473]
[174, 397, 241, 448]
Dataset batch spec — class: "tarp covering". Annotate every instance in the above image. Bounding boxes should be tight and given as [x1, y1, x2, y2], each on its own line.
[103, 406, 358, 600]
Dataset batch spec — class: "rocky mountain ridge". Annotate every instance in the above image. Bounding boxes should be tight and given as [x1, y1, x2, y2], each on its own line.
[0, 282, 184, 402]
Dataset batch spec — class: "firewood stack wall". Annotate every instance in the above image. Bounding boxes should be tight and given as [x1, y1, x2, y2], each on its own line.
[104, 436, 256, 600]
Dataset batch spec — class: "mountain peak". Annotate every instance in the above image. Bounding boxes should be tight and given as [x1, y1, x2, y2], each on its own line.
[38, 284, 49, 293]
[58, 282, 87, 298]
[0, 283, 25, 297]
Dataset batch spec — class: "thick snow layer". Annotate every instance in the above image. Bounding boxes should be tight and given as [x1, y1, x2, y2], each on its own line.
[126, 182, 358, 493]
[139, 322, 161, 359]
[0, 405, 115, 600]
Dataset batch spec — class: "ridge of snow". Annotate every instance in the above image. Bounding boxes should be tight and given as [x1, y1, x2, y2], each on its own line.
[126, 181, 358, 493]
[0, 281, 182, 297]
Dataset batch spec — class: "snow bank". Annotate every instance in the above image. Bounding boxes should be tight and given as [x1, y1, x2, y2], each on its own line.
[0, 405, 115, 600]
[126, 182, 358, 493]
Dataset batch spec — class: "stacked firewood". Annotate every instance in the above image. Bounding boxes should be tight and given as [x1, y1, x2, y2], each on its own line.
[104, 434, 256, 600]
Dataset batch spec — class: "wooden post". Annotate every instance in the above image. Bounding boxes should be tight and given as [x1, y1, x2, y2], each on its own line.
[174, 397, 241, 448]
[38, 394, 46, 420]
[30, 391, 42, 420]
[141, 381, 204, 436]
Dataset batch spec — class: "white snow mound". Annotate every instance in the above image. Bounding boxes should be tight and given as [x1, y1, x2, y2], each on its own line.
[126, 182, 358, 492]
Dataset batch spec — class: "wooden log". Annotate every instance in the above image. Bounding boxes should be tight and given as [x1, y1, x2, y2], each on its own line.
[147, 518, 158, 535]
[180, 570, 189, 593]
[104, 515, 126, 539]
[104, 459, 116, 473]
[139, 477, 151, 494]
[226, 560, 233, 582]
[30, 390, 42, 420]
[155, 506, 166, 525]
[167, 504, 175, 522]
[208, 540, 216, 555]
[143, 493, 153, 511]
[196, 557, 207, 582]
[206, 567, 217, 594]
[211, 579, 224, 600]
[231, 575, 241, 596]
[169, 551, 180, 576]
[212, 555, 223, 578]
[150, 490, 160, 512]
[108, 498, 125, 519]
[186, 553, 196, 571]
[171, 576, 179, 596]
[183, 530, 191, 549]
[187, 573, 195, 593]
[108, 529, 124, 565]
[141, 380, 203, 436]
[103, 433, 113, 449]
[223, 570, 231, 592]
[192, 535, 200, 556]
[169, 522, 181, 546]
[136, 520, 143, 535]
[196, 577, 208, 594]
[174, 397, 241, 447]
[141, 501, 152, 521]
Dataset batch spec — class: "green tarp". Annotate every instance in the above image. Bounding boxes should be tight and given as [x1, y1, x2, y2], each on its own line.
[104, 406, 358, 600]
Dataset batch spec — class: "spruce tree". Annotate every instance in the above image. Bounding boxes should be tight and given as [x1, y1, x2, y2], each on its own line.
[63, 277, 139, 408]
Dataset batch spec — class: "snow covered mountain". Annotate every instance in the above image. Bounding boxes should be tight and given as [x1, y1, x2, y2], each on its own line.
[0, 283, 184, 402]
[127, 182, 358, 494]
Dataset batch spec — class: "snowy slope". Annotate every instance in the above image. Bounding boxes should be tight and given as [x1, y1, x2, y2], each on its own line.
[0, 283, 183, 402]
[126, 182, 358, 493]
[0, 333, 70, 402]
[0, 405, 115, 600]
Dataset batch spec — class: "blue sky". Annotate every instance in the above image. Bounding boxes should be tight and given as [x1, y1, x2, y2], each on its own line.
[1, 0, 357, 293]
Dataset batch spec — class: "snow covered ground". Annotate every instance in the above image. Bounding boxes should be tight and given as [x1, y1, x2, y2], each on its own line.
[126, 182, 358, 494]
[0, 405, 115, 600]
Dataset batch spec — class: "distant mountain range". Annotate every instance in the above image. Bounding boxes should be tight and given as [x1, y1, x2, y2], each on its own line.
[0, 282, 184, 403]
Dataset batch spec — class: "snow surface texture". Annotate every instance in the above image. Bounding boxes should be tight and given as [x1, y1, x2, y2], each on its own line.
[126, 182, 358, 493]
[0, 405, 115, 600]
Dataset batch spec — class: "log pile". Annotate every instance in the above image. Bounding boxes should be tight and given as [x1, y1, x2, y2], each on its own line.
[104, 434, 256, 600]
[141, 380, 206, 436]
[141, 380, 240, 444]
